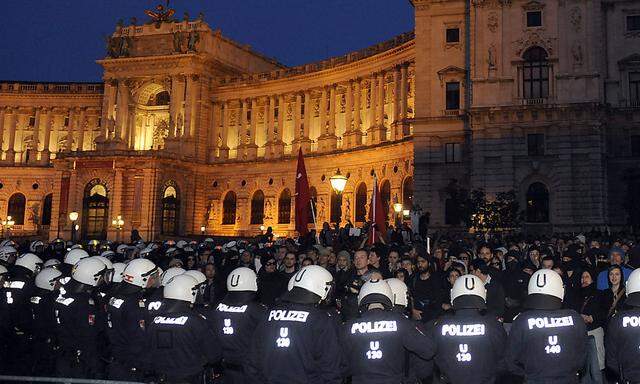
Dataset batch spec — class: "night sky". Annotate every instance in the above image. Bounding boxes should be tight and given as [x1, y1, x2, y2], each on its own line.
[0, 0, 414, 82]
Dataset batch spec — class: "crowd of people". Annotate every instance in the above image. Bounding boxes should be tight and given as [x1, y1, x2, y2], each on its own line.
[1, 224, 640, 383]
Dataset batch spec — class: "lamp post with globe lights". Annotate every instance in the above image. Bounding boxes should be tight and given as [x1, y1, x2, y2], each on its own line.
[69, 211, 79, 243]
[112, 215, 124, 242]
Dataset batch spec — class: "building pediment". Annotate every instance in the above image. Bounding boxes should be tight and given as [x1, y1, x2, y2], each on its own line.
[522, 0, 545, 11]
[618, 53, 640, 70]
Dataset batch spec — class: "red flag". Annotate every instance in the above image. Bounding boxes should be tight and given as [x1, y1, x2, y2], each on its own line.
[295, 148, 311, 235]
[368, 174, 386, 244]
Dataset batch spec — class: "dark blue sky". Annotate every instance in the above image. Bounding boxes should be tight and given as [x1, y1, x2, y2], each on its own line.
[0, 0, 414, 82]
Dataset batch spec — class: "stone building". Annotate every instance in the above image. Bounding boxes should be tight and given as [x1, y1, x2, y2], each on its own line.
[0, 1, 638, 241]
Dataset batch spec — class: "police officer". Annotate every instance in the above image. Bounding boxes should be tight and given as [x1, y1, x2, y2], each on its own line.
[506, 269, 587, 383]
[606, 268, 640, 382]
[146, 274, 222, 383]
[386, 277, 434, 383]
[431, 274, 507, 384]
[0, 264, 10, 373]
[211, 267, 266, 383]
[54, 257, 107, 379]
[60, 248, 90, 281]
[0, 244, 18, 269]
[105, 258, 159, 381]
[30, 267, 63, 376]
[246, 265, 342, 384]
[4, 253, 43, 375]
[342, 279, 435, 384]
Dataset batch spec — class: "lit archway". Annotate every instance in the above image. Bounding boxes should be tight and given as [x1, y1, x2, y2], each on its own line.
[161, 184, 179, 235]
[8, 193, 26, 225]
[222, 192, 237, 225]
[82, 180, 109, 240]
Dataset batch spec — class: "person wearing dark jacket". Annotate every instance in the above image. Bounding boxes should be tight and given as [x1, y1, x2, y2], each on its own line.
[257, 257, 286, 307]
[603, 264, 627, 319]
[470, 259, 505, 320]
[572, 268, 607, 371]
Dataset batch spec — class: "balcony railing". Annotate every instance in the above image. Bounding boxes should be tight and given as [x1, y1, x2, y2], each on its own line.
[444, 109, 460, 116]
[0, 82, 104, 94]
[522, 97, 547, 105]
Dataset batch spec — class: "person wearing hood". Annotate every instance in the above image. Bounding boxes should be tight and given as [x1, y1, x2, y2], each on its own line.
[506, 269, 587, 383]
[210, 267, 266, 383]
[246, 265, 342, 384]
[603, 264, 627, 319]
[431, 274, 507, 384]
[596, 247, 632, 290]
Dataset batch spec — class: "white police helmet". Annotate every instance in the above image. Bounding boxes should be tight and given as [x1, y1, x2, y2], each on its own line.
[358, 279, 394, 309]
[526, 269, 565, 309]
[0, 246, 18, 264]
[122, 259, 159, 288]
[451, 274, 487, 309]
[92, 256, 115, 283]
[288, 265, 334, 301]
[176, 240, 188, 249]
[15, 253, 44, 274]
[72, 257, 107, 287]
[385, 278, 409, 307]
[35, 267, 63, 291]
[112, 262, 126, 283]
[163, 274, 199, 303]
[0, 265, 7, 276]
[227, 267, 258, 292]
[44, 259, 61, 268]
[100, 250, 116, 261]
[183, 270, 206, 285]
[160, 267, 186, 287]
[626, 268, 640, 306]
[64, 248, 90, 266]
[30, 240, 45, 253]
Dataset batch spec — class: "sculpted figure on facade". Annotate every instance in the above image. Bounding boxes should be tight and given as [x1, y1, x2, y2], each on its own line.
[187, 31, 200, 52]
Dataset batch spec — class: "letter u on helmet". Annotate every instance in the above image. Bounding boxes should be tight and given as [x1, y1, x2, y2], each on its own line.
[288, 265, 334, 300]
[451, 274, 487, 310]
[164, 274, 199, 303]
[227, 267, 258, 292]
[527, 269, 564, 300]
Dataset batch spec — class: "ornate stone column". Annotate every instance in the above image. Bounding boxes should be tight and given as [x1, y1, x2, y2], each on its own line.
[209, 102, 220, 162]
[41, 108, 52, 163]
[66, 108, 76, 152]
[293, 91, 312, 154]
[218, 100, 230, 159]
[246, 98, 258, 159]
[368, 72, 387, 144]
[342, 79, 363, 148]
[399, 63, 410, 136]
[6, 108, 17, 163]
[0, 107, 5, 159]
[317, 85, 337, 152]
[114, 82, 129, 142]
[77, 107, 87, 151]
[28, 107, 41, 163]
[368, 74, 376, 133]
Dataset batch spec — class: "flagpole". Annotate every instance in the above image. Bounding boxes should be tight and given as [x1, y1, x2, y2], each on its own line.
[371, 173, 377, 244]
[310, 198, 318, 243]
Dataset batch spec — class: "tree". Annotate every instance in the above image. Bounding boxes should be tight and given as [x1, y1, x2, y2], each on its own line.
[463, 189, 522, 233]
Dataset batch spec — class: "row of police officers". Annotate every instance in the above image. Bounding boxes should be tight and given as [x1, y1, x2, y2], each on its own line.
[3, 244, 640, 383]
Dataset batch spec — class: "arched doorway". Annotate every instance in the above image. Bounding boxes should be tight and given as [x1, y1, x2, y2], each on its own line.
[355, 183, 367, 222]
[8, 193, 26, 225]
[161, 184, 179, 235]
[222, 192, 237, 225]
[82, 181, 109, 240]
[251, 190, 265, 225]
[278, 189, 292, 224]
[41, 194, 53, 226]
[526, 182, 549, 223]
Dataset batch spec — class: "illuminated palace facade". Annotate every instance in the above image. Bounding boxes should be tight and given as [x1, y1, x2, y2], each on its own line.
[0, 0, 639, 241]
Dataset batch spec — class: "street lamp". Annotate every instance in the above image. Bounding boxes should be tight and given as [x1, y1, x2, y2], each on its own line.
[112, 215, 124, 242]
[69, 211, 79, 243]
[330, 168, 348, 194]
[403, 209, 410, 218]
[393, 194, 403, 227]
[200, 225, 206, 235]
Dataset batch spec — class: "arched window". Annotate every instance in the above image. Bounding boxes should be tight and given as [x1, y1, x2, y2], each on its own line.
[8, 193, 26, 225]
[161, 185, 179, 235]
[82, 181, 109, 240]
[222, 192, 237, 225]
[526, 182, 549, 223]
[154, 91, 170, 106]
[522, 46, 549, 100]
[330, 189, 342, 224]
[308, 187, 318, 223]
[278, 189, 292, 224]
[355, 183, 368, 222]
[402, 177, 414, 211]
[251, 190, 265, 225]
[41, 194, 53, 226]
[380, 180, 391, 222]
